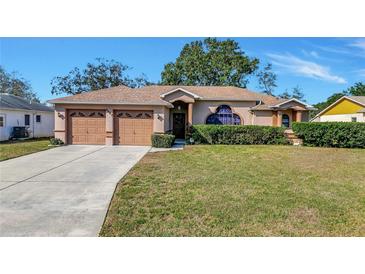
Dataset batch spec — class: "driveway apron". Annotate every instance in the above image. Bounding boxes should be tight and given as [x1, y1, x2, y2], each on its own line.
[0, 145, 150, 236]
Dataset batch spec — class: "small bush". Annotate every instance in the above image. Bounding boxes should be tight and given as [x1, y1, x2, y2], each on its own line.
[49, 138, 64, 146]
[292, 122, 365, 148]
[151, 133, 175, 148]
[189, 125, 289, 145]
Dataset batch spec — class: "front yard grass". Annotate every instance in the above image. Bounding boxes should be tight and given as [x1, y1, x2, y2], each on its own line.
[101, 145, 365, 236]
[0, 138, 52, 161]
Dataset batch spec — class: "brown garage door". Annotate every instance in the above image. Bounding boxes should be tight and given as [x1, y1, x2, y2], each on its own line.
[114, 110, 153, 145]
[68, 110, 106, 145]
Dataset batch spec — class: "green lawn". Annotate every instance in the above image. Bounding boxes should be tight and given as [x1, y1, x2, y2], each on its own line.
[0, 138, 52, 161]
[101, 145, 365, 236]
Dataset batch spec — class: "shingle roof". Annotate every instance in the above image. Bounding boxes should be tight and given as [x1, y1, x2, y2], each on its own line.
[48, 85, 282, 107]
[0, 93, 54, 112]
[347, 96, 365, 106]
[48, 85, 173, 107]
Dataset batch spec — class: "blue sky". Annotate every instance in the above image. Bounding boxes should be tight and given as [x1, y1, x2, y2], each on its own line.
[0, 37, 364, 104]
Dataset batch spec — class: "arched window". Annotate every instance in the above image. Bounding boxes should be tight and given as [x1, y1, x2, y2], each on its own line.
[206, 105, 241, 125]
[282, 114, 290, 128]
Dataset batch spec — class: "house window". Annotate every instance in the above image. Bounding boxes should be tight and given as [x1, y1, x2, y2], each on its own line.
[0, 116, 4, 127]
[282, 114, 290, 128]
[25, 114, 30, 126]
[36, 115, 41, 123]
[206, 105, 241, 125]
[351, 117, 357, 122]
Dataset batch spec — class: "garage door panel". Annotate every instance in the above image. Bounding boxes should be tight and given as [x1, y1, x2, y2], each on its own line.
[114, 110, 153, 146]
[68, 110, 106, 145]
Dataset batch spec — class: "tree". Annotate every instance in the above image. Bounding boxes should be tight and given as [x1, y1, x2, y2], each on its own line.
[278, 85, 305, 101]
[160, 38, 259, 87]
[313, 92, 345, 115]
[346, 82, 365, 96]
[0, 66, 39, 102]
[257, 63, 277, 95]
[51, 58, 151, 95]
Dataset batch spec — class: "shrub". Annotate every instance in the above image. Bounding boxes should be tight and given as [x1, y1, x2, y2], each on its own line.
[151, 133, 175, 148]
[49, 138, 64, 146]
[189, 125, 289, 145]
[292, 122, 365, 148]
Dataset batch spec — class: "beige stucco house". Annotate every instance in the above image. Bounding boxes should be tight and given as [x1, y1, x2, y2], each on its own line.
[49, 85, 314, 145]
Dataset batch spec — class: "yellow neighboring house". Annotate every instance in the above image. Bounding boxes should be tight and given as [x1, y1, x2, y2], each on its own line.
[312, 96, 365, 122]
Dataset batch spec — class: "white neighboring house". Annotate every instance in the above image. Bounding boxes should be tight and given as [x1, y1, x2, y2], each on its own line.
[0, 93, 54, 141]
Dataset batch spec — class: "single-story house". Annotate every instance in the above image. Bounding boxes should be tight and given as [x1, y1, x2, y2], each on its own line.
[0, 93, 55, 141]
[311, 96, 365, 122]
[48, 85, 314, 145]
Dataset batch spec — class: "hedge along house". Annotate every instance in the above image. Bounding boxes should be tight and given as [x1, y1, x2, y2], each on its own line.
[49, 85, 314, 145]
[312, 96, 365, 123]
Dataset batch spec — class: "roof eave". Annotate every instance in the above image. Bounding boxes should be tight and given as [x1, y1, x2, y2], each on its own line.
[48, 100, 173, 108]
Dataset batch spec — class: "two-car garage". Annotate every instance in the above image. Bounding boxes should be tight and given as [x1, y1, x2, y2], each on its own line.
[67, 109, 153, 145]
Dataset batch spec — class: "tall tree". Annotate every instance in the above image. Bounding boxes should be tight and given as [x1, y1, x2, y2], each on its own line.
[51, 58, 151, 95]
[0, 66, 39, 102]
[161, 38, 259, 87]
[257, 63, 277, 95]
[278, 85, 305, 101]
[346, 82, 365, 96]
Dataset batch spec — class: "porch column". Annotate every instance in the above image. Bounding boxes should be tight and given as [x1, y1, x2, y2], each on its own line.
[296, 111, 302, 122]
[277, 111, 282, 127]
[105, 108, 114, 145]
[188, 103, 193, 125]
[272, 111, 278, 127]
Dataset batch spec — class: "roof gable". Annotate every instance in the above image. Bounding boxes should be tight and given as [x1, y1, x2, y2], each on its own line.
[322, 97, 365, 115]
[274, 98, 312, 108]
[160, 88, 201, 99]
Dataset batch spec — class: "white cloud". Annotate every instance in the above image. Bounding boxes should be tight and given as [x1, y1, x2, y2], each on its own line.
[302, 50, 319, 58]
[349, 39, 365, 53]
[316, 45, 351, 55]
[267, 53, 347, 84]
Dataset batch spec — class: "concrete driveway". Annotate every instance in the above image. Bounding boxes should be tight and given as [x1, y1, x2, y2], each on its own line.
[0, 145, 150, 236]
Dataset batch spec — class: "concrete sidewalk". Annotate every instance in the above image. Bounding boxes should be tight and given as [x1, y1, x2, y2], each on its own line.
[0, 145, 150, 236]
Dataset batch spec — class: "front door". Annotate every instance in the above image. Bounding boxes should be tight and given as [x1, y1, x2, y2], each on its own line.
[173, 113, 185, 139]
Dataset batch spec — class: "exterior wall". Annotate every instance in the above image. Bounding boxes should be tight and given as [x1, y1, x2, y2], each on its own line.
[53, 103, 170, 144]
[319, 113, 365, 122]
[301, 111, 309, 122]
[252, 110, 273, 126]
[0, 109, 54, 141]
[163, 106, 170, 132]
[322, 98, 364, 115]
[54, 105, 66, 142]
[192, 100, 256, 125]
